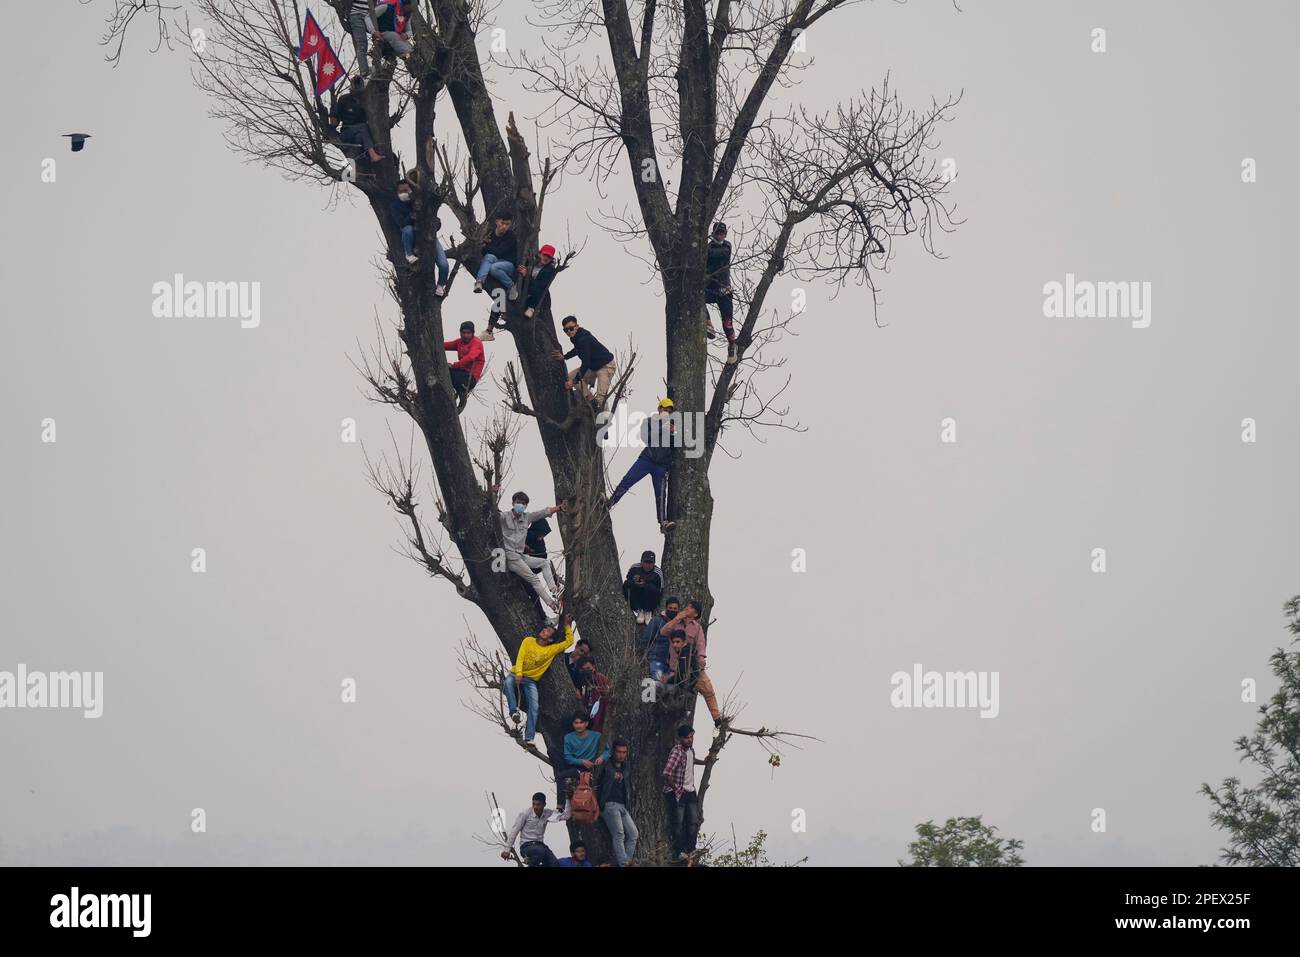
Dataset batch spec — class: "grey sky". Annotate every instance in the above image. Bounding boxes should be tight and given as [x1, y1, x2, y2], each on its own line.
[2, 0, 1297, 866]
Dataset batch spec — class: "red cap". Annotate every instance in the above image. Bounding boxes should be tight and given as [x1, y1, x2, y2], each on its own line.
[539, 244, 557, 258]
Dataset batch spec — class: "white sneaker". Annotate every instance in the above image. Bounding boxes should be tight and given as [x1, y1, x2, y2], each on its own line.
[473, 281, 484, 293]
[480, 330, 495, 342]
[434, 284, 446, 297]
[524, 307, 535, 318]
[406, 254, 418, 264]
[524, 737, 536, 747]
[507, 285, 519, 301]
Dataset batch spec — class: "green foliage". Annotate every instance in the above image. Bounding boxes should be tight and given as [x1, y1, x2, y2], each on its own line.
[899, 816, 1025, 867]
[1201, 596, 1300, 866]
[700, 829, 805, 867]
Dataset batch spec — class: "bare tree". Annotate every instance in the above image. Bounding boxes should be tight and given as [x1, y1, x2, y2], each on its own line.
[96, 0, 958, 865]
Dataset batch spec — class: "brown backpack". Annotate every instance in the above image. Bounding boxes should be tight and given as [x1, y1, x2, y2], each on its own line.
[570, 771, 600, 823]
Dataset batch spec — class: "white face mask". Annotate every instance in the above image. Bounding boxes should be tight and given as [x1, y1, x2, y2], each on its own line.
[398, 192, 412, 203]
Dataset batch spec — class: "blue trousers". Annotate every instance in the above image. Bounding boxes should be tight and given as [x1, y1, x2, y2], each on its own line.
[609, 456, 668, 522]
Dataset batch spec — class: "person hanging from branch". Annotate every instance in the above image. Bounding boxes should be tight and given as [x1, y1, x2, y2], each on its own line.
[500, 791, 570, 867]
[608, 398, 678, 533]
[522, 243, 558, 319]
[327, 75, 382, 163]
[493, 488, 565, 619]
[443, 321, 484, 415]
[705, 222, 738, 365]
[503, 612, 575, 747]
[552, 315, 616, 415]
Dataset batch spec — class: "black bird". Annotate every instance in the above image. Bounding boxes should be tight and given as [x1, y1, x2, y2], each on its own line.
[63, 133, 91, 152]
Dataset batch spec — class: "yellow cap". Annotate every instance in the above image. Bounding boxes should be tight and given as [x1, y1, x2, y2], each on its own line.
[657, 398, 675, 410]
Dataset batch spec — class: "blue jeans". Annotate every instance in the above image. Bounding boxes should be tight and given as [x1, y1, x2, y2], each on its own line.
[609, 455, 669, 522]
[348, 12, 371, 76]
[401, 224, 415, 257]
[476, 253, 515, 288]
[503, 675, 539, 740]
[603, 801, 639, 866]
[433, 237, 450, 285]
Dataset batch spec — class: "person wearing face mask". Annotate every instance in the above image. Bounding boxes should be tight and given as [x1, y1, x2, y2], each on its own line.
[443, 321, 484, 414]
[391, 180, 452, 291]
[607, 398, 678, 533]
[664, 600, 723, 727]
[493, 489, 565, 618]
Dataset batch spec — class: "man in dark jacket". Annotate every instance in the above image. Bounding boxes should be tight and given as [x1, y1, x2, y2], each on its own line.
[705, 221, 738, 364]
[391, 179, 417, 263]
[623, 550, 664, 625]
[597, 740, 638, 866]
[608, 398, 678, 532]
[474, 211, 520, 299]
[329, 76, 382, 163]
[552, 315, 616, 412]
[641, 596, 679, 681]
[523, 243, 559, 318]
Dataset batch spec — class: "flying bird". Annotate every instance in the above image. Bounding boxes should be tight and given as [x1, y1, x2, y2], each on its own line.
[63, 133, 92, 152]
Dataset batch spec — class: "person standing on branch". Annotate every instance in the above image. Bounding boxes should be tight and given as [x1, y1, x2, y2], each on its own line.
[608, 399, 678, 533]
[705, 222, 738, 365]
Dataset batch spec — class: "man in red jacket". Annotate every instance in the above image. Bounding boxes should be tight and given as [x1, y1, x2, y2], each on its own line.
[444, 321, 485, 414]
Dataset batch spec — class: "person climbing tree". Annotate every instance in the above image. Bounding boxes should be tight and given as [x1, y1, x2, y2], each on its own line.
[370, 1, 413, 64]
[608, 399, 678, 532]
[705, 221, 738, 365]
[641, 596, 679, 682]
[556, 841, 593, 867]
[391, 179, 417, 263]
[565, 636, 592, 691]
[443, 321, 484, 414]
[327, 76, 381, 163]
[551, 315, 616, 414]
[598, 740, 638, 867]
[494, 489, 565, 618]
[474, 211, 519, 298]
[500, 792, 570, 867]
[623, 550, 664, 625]
[665, 601, 723, 727]
[556, 711, 608, 807]
[574, 655, 612, 733]
[504, 613, 574, 746]
[522, 243, 558, 319]
[662, 725, 705, 862]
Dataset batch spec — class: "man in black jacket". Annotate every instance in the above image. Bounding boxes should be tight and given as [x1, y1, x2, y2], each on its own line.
[705, 221, 738, 364]
[623, 550, 664, 625]
[329, 76, 382, 163]
[552, 315, 616, 412]
[597, 740, 638, 866]
[474, 211, 520, 300]
[608, 398, 678, 532]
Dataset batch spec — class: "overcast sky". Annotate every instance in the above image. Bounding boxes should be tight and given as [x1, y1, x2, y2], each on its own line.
[2, 0, 1298, 866]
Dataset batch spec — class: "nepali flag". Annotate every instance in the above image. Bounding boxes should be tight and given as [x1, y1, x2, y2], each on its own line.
[297, 9, 327, 61]
[313, 41, 344, 96]
[296, 9, 345, 96]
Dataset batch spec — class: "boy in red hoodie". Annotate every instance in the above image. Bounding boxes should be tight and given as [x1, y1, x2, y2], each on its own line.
[444, 320, 485, 414]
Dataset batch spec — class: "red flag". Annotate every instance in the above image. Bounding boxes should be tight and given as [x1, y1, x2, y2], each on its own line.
[314, 40, 344, 96]
[297, 9, 327, 61]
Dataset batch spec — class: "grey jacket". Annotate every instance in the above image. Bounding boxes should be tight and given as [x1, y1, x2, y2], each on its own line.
[499, 507, 551, 555]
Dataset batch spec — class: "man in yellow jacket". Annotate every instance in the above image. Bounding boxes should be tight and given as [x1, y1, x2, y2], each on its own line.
[505, 612, 575, 745]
